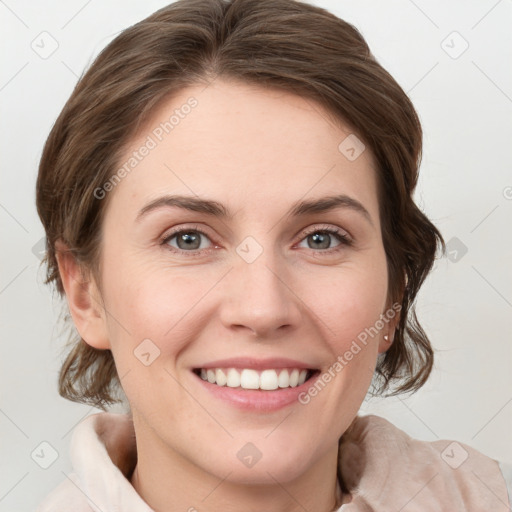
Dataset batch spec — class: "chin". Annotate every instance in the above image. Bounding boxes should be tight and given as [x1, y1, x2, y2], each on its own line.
[196, 440, 318, 486]
[222, 457, 312, 486]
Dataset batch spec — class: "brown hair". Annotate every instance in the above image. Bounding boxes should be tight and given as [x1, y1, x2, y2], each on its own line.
[36, 0, 445, 410]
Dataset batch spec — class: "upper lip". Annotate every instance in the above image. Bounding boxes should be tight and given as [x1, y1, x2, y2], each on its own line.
[193, 357, 318, 371]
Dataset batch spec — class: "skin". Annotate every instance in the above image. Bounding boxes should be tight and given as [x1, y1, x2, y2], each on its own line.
[57, 78, 398, 512]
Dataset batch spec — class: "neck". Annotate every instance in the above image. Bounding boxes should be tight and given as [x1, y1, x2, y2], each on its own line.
[129, 423, 344, 512]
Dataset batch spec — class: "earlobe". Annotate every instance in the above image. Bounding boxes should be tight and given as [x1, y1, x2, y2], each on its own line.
[55, 240, 110, 350]
[378, 332, 394, 353]
[377, 308, 400, 354]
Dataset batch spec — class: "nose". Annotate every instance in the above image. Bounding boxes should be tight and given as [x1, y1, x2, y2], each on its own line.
[219, 249, 302, 339]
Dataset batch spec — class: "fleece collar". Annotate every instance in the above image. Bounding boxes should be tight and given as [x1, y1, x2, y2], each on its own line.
[70, 411, 510, 511]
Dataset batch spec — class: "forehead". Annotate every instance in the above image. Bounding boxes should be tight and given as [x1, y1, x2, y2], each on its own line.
[105, 78, 379, 222]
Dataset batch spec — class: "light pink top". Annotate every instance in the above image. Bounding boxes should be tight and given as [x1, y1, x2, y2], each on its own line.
[36, 412, 512, 511]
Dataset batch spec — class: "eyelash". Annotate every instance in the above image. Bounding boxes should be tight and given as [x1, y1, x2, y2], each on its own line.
[160, 223, 353, 258]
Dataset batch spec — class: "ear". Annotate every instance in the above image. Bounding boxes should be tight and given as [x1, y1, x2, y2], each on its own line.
[55, 240, 110, 350]
[377, 304, 401, 354]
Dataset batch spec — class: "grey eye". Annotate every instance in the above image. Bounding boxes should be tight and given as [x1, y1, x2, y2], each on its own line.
[165, 230, 211, 251]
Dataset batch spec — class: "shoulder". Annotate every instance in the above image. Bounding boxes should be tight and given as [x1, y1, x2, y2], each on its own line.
[36, 411, 150, 512]
[497, 458, 512, 507]
[338, 414, 511, 511]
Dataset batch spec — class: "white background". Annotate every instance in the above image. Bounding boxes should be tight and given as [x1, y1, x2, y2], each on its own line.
[1, 0, 511, 510]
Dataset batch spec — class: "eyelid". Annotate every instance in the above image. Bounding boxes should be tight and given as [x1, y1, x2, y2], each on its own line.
[160, 222, 354, 256]
[160, 223, 216, 246]
[298, 223, 352, 242]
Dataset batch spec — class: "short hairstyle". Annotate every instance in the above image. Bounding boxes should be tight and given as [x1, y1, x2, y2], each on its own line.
[36, 0, 445, 409]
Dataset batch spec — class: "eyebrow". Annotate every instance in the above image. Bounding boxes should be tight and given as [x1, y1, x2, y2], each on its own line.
[135, 193, 373, 226]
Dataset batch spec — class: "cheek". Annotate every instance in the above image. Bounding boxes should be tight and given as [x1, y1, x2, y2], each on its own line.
[105, 266, 207, 342]
[99, 266, 208, 402]
[302, 258, 389, 348]
[101, 240, 388, 368]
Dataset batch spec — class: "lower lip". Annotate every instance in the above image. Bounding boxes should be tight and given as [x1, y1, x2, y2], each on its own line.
[191, 371, 320, 412]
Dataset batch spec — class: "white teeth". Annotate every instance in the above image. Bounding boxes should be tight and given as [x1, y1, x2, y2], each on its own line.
[226, 368, 241, 388]
[197, 367, 311, 390]
[289, 369, 299, 387]
[260, 369, 279, 390]
[215, 368, 227, 386]
[240, 369, 260, 389]
[278, 369, 289, 388]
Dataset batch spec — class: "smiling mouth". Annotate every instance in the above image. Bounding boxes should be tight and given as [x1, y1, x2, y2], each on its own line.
[192, 367, 319, 390]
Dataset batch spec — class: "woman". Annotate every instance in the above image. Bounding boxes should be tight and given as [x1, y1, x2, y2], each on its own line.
[35, 0, 512, 510]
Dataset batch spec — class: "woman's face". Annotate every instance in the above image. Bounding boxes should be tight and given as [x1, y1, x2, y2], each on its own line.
[90, 79, 395, 484]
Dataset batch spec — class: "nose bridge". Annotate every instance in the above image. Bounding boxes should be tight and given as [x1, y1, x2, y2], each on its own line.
[220, 238, 301, 336]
